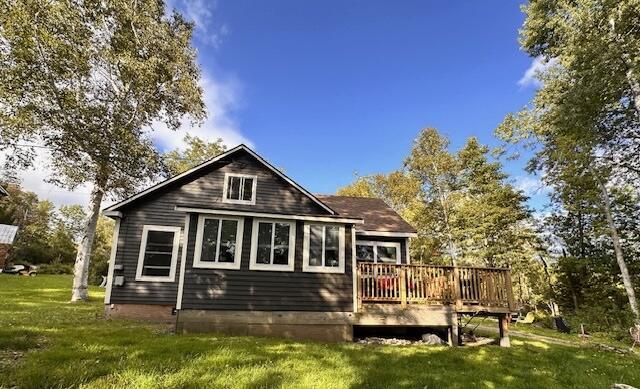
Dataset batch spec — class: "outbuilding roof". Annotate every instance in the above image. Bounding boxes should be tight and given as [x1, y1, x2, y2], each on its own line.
[316, 195, 417, 235]
[0, 224, 18, 245]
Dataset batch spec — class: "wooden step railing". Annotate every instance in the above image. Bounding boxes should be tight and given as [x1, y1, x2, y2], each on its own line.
[357, 262, 515, 311]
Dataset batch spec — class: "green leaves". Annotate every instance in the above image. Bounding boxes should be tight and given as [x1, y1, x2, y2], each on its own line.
[0, 0, 205, 196]
[162, 135, 226, 177]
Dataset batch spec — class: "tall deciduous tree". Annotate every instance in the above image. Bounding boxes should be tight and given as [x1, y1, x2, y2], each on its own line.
[0, 0, 205, 301]
[498, 0, 640, 323]
[405, 128, 460, 265]
[163, 134, 226, 176]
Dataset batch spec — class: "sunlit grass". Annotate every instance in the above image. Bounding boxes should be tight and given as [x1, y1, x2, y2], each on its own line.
[1, 275, 639, 388]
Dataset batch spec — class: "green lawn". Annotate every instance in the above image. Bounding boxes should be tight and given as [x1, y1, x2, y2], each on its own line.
[1, 275, 639, 388]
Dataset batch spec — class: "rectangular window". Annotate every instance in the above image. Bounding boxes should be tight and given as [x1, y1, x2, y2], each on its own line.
[223, 173, 257, 205]
[303, 223, 345, 273]
[355, 241, 401, 264]
[193, 215, 244, 269]
[135, 225, 181, 282]
[250, 219, 296, 271]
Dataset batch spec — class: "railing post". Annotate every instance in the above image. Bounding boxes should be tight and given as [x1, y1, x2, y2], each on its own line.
[452, 266, 462, 310]
[400, 267, 407, 308]
[505, 268, 515, 311]
[356, 263, 362, 311]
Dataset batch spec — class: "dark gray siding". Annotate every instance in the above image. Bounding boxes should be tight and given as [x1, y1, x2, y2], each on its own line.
[109, 196, 186, 305]
[354, 234, 408, 264]
[182, 216, 354, 312]
[163, 150, 328, 215]
[110, 149, 338, 306]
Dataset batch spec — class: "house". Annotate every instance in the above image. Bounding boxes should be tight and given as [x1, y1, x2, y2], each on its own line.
[103, 145, 514, 345]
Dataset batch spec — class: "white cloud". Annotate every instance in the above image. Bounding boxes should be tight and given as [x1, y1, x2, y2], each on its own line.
[1, 148, 96, 208]
[518, 56, 557, 87]
[3, 1, 250, 209]
[514, 175, 549, 196]
[149, 72, 251, 152]
[5, 71, 250, 209]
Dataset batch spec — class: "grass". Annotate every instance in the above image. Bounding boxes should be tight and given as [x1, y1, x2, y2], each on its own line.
[1, 275, 639, 388]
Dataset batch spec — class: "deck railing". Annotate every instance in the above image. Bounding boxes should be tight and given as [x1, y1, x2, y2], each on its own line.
[357, 262, 515, 311]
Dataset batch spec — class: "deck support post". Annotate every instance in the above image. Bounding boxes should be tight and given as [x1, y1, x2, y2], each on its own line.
[499, 314, 510, 347]
[449, 315, 460, 346]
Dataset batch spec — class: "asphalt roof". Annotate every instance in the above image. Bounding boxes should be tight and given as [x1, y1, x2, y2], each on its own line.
[316, 195, 417, 234]
[0, 224, 18, 245]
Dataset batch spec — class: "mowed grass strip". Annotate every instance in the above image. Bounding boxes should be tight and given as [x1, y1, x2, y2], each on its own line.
[0, 275, 638, 388]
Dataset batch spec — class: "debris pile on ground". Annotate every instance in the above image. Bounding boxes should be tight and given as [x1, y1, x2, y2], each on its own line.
[422, 333, 447, 345]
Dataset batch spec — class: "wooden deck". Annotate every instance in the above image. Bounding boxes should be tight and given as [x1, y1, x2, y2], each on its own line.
[356, 262, 515, 313]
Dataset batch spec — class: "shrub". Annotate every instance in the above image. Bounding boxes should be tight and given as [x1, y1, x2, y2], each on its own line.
[38, 262, 73, 275]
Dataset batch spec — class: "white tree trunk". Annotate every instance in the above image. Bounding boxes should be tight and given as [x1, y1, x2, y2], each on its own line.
[71, 184, 104, 302]
[595, 176, 640, 324]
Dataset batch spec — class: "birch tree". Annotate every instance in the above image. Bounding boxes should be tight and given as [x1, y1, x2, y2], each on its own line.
[498, 0, 640, 323]
[405, 128, 460, 265]
[0, 0, 205, 301]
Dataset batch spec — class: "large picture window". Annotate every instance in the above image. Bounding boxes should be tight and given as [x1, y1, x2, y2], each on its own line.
[135, 225, 181, 282]
[249, 219, 296, 271]
[356, 241, 401, 264]
[302, 223, 345, 273]
[223, 173, 257, 205]
[193, 215, 244, 269]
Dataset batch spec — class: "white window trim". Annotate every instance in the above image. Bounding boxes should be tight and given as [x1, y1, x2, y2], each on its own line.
[193, 214, 245, 270]
[222, 173, 257, 205]
[249, 218, 296, 271]
[135, 225, 181, 282]
[355, 240, 402, 264]
[302, 223, 345, 274]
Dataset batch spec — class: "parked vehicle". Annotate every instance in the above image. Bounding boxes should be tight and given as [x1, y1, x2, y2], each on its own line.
[1, 264, 38, 276]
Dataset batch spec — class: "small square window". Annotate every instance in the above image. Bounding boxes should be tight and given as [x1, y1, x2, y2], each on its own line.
[223, 173, 257, 205]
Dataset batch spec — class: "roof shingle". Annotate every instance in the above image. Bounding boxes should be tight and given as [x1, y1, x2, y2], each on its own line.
[317, 195, 416, 234]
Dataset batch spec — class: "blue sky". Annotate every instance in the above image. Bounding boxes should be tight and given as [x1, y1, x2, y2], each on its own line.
[20, 1, 550, 210]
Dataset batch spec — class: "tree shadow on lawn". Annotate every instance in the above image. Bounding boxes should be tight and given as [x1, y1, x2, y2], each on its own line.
[6, 321, 640, 389]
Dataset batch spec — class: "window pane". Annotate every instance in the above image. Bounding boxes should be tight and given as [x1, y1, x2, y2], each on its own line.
[142, 255, 172, 277]
[257, 222, 272, 264]
[309, 225, 323, 266]
[356, 244, 374, 262]
[142, 230, 174, 277]
[273, 223, 290, 265]
[227, 176, 241, 200]
[218, 220, 238, 263]
[376, 246, 398, 263]
[145, 230, 174, 253]
[324, 226, 339, 267]
[201, 219, 219, 262]
[242, 178, 254, 201]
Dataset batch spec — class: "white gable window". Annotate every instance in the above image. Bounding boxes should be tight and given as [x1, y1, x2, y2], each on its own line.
[193, 215, 244, 269]
[249, 219, 296, 271]
[136, 225, 181, 282]
[223, 173, 257, 205]
[355, 241, 401, 264]
[302, 223, 345, 273]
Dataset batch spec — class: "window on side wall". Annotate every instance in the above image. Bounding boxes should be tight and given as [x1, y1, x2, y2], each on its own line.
[249, 219, 296, 271]
[356, 241, 401, 264]
[223, 173, 257, 205]
[302, 223, 345, 273]
[136, 225, 182, 282]
[193, 215, 244, 269]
